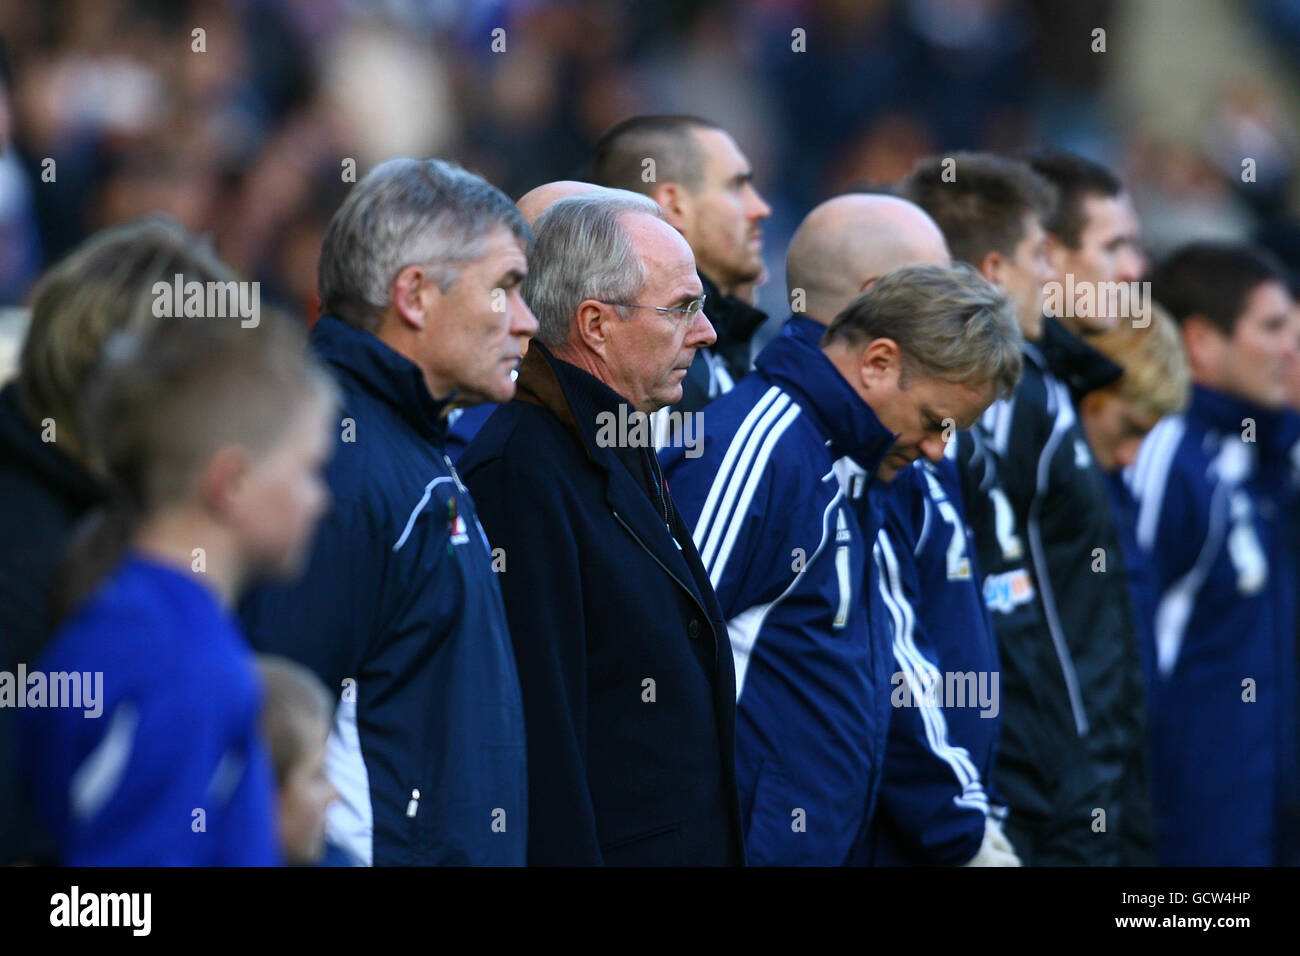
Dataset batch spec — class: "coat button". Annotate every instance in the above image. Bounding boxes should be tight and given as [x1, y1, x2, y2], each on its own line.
[688, 619, 701, 639]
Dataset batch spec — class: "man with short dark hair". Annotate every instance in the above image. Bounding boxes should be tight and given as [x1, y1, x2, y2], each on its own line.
[594, 115, 771, 415]
[459, 193, 744, 866]
[1131, 242, 1299, 865]
[241, 158, 537, 866]
[903, 152, 1154, 865]
[1024, 149, 1146, 336]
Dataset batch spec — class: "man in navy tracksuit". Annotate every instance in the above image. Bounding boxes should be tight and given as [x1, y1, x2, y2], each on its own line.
[241, 159, 538, 866]
[866, 453, 1017, 865]
[1130, 242, 1299, 865]
[664, 261, 1020, 865]
[767, 194, 1019, 866]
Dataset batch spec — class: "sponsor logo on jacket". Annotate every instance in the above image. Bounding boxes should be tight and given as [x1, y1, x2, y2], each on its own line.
[982, 568, 1036, 615]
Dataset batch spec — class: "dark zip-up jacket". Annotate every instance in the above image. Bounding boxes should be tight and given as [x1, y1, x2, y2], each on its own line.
[0, 383, 105, 864]
[239, 315, 527, 866]
[459, 341, 745, 865]
[959, 319, 1153, 865]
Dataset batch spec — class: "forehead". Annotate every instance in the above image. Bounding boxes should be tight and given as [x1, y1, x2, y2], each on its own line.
[1080, 193, 1138, 239]
[627, 213, 699, 285]
[915, 376, 993, 428]
[693, 128, 749, 179]
[473, 225, 527, 264]
[1239, 279, 1293, 321]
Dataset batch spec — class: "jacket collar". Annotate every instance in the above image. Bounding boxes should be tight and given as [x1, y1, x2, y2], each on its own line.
[311, 315, 451, 447]
[1037, 317, 1123, 405]
[753, 330, 897, 474]
[1189, 383, 1283, 437]
[0, 384, 104, 510]
[515, 340, 720, 616]
[513, 340, 627, 468]
[779, 313, 829, 349]
[700, 271, 767, 371]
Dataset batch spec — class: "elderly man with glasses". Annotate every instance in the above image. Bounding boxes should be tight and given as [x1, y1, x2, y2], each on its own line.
[458, 191, 745, 866]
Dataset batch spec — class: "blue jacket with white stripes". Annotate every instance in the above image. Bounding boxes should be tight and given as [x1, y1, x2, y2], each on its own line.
[1128, 384, 1300, 865]
[239, 316, 527, 867]
[661, 323, 897, 865]
[862, 456, 1000, 865]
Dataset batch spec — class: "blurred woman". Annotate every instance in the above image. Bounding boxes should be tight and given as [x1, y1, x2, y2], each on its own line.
[21, 312, 334, 865]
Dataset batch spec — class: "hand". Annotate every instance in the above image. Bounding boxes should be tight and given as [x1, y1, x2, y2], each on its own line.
[961, 817, 1021, 866]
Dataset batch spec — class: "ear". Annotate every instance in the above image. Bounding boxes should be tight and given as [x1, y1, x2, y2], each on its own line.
[977, 250, 1002, 285]
[650, 182, 691, 232]
[858, 337, 902, 391]
[390, 264, 435, 331]
[570, 299, 614, 356]
[1181, 314, 1223, 380]
[198, 444, 252, 519]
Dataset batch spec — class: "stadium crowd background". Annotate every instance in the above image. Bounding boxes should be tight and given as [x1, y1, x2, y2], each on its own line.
[5, 0, 1300, 870]
[4, 0, 1300, 347]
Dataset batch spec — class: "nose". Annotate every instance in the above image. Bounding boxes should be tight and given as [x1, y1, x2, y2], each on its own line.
[688, 308, 717, 349]
[511, 289, 539, 338]
[1117, 247, 1146, 285]
[1115, 439, 1141, 471]
[747, 184, 772, 222]
[919, 436, 947, 463]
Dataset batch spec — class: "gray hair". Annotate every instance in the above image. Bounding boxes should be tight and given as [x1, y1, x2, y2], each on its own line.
[318, 157, 530, 332]
[523, 192, 663, 348]
[823, 262, 1023, 399]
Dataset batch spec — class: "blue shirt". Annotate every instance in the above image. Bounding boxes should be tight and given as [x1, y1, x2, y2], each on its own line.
[22, 555, 279, 865]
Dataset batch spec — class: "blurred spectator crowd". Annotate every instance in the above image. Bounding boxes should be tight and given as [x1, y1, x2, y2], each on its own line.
[5, 0, 1300, 330]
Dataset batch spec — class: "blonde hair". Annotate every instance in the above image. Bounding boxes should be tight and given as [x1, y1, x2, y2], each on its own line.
[1086, 305, 1190, 417]
[17, 217, 239, 462]
[824, 262, 1024, 400]
[256, 655, 334, 788]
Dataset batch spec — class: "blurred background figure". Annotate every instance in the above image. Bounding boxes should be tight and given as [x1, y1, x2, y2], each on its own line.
[21, 311, 335, 866]
[1133, 243, 1300, 865]
[4, 0, 1300, 328]
[256, 655, 351, 866]
[0, 217, 245, 864]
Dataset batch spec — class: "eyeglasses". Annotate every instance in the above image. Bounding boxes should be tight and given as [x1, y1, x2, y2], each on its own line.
[600, 295, 707, 325]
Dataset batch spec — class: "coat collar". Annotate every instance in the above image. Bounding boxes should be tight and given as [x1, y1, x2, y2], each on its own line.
[514, 341, 718, 614]
[1036, 317, 1123, 405]
[778, 313, 829, 349]
[311, 315, 452, 447]
[513, 340, 626, 468]
[1189, 383, 1287, 440]
[700, 271, 767, 373]
[752, 331, 897, 475]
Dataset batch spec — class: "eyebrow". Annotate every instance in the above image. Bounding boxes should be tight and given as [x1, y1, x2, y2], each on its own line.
[730, 170, 754, 187]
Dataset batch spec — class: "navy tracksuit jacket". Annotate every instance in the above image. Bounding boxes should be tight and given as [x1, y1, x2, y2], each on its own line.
[662, 321, 896, 865]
